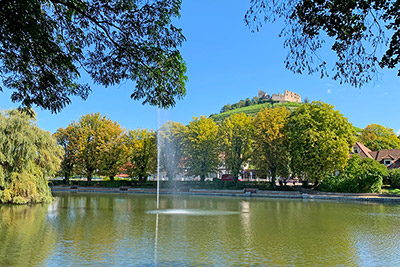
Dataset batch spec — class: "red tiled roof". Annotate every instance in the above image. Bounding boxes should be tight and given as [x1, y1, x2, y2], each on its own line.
[354, 143, 400, 169]
[372, 149, 400, 162]
[354, 142, 373, 159]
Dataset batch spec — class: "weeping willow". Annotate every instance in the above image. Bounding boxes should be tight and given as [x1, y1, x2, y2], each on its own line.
[0, 109, 63, 204]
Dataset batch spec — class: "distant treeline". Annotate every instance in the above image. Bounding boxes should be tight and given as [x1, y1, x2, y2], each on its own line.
[219, 96, 277, 113]
[219, 95, 310, 114]
[211, 101, 302, 124]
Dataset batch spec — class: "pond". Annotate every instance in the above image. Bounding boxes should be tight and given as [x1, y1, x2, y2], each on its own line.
[1, 192, 400, 266]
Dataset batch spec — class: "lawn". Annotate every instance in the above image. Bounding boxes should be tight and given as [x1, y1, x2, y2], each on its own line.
[381, 188, 400, 195]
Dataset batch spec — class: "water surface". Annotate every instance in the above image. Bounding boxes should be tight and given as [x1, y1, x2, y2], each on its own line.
[1, 192, 400, 266]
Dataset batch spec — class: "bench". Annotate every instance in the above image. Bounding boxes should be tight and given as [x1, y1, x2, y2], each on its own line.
[70, 185, 78, 189]
[243, 188, 257, 193]
[120, 186, 129, 191]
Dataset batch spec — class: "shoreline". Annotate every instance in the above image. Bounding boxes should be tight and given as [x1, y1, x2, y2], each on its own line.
[50, 186, 400, 204]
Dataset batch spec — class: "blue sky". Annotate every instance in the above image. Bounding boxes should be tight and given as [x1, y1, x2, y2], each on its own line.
[1, 1, 400, 134]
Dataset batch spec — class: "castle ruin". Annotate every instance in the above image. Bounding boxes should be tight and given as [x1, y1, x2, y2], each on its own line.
[258, 90, 301, 103]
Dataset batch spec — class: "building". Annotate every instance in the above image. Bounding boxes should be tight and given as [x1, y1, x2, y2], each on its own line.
[258, 90, 301, 103]
[352, 142, 400, 169]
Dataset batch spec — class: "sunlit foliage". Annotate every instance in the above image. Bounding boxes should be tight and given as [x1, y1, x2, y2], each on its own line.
[219, 113, 253, 183]
[0, 109, 63, 204]
[289, 102, 356, 185]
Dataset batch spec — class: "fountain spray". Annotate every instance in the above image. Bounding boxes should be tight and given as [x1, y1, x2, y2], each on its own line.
[156, 108, 161, 209]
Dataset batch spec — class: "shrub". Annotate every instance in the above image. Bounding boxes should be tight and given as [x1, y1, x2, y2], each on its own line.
[320, 155, 388, 193]
[389, 169, 400, 188]
[48, 179, 289, 191]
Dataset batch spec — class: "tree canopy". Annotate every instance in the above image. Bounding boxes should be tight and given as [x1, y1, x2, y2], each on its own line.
[358, 124, 400, 151]
[0, 0, 187, 113]
[54, 124, 80, 183]
[289, 101, 356, 185]
[253, 106, 290, 183]
[125, 129, 157, 183]
[219, 113, 253, 183]
[0, 109, 63, 204]
[245, 0, 400, 87]
[185, 116, 220, 182]
[59, 113, 126, 182]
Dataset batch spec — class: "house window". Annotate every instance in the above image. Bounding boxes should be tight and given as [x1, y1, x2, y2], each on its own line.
[384, 159, 392, 166]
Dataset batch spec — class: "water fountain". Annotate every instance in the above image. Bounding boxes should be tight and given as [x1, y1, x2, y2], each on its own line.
[148, 108, 240, 216]
[156, 109, 161, 209]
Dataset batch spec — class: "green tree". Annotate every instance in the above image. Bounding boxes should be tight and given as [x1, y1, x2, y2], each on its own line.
[321, 155, 387, 193]
[54, 125, 80, 184]
[1, 0, 187, 113]
[125, 129, 157, 183]
[251, 96, 259, 104]
[245, 1, 398, 87]
[289, 102, 356, 185]
[389, 169, 400, 189]
[72, 113, 125, 183]
[358, 124, 400, 151]
[238, 100, 246, 108]
[0, 109, 63, 204]
[220, 104, 232, 113]
[97, 124, 127, 181]
[231, 103, 240, 110]
[185, 116, 220, 182]
[159, 121, 187, 182]
[253, 107, 290, 185]
[219, 113, 253, 184]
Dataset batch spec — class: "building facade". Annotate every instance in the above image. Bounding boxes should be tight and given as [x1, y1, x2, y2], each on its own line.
[352, 142, 400, 169]
[258, 90, 301, 103]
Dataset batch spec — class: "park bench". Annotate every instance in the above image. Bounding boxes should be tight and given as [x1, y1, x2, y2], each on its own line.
[70, 185, 78, 189]
[119, 186, 129, 191]
[243, 188, 257, 193]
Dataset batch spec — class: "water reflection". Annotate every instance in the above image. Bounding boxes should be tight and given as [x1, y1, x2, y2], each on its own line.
[1, 193, 400, 266]
[147, 209, 240, 215]
[0, 204, 56, 266]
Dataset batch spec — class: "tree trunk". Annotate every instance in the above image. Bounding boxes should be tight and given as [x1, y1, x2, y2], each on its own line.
[270, 167, 277, 187]
[233, 175, 239, 185]
[200, 174, 205, 182]
[63, 172, 69, 184]
[87, 172, 92, 186]
[233, 167, 240, 185]
[109, 175, 114, 181]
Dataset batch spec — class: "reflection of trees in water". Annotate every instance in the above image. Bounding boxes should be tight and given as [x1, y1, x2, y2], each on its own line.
[150, 197, 400, 265]
[49, 193, 163, 265]
[50, 193, 123, 264]
[235, 200, 400, 265]
[239, 200, 359, 265]
[0, 204, 56, 266]
[346, 204, 400, 264]
[5, 193, 397, 266]
[150, 196, 248, 265]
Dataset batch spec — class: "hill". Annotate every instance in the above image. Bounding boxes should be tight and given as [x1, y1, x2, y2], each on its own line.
[210, 102, 302, 124]
[210, 102, 362, 135]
